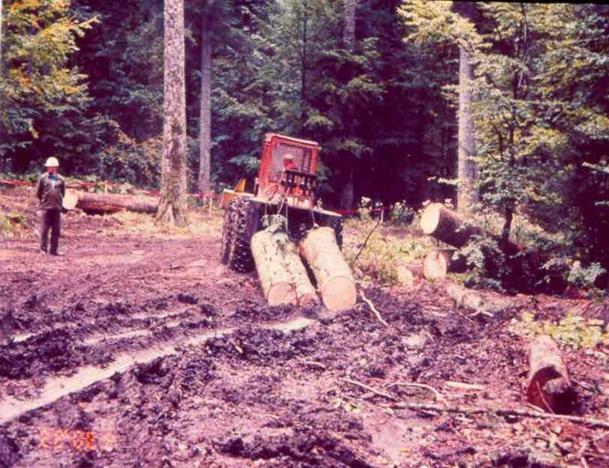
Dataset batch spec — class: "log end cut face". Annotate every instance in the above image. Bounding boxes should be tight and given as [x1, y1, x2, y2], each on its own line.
[267, 282, 297, 306]
[321, 276, 357, 312]
[420, 203, 443, 235]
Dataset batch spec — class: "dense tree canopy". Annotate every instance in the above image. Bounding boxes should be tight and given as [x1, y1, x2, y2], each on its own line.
[1, 0, 609, 273]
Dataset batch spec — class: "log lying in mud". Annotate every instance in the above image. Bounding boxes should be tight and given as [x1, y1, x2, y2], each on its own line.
[422, 249, 467, 281]
[73, 192, 158, 215]
[251, 217, 318, 307]
[300, 226, 357, 311]
[420, 203, 521, 255]
[526, 335, 575, 414]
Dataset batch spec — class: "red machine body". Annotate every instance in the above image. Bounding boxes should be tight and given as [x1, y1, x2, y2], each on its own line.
[256, 133, 320, 209]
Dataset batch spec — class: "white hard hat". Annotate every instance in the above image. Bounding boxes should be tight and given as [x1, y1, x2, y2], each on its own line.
[45, 157, 59, 167]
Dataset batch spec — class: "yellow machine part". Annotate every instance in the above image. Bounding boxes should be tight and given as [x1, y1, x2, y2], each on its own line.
[221, 179, 248, 208]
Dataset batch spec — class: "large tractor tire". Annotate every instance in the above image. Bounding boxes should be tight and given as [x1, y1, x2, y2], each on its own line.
[219, 200, 235, 265]
[222, 197, 257, 273]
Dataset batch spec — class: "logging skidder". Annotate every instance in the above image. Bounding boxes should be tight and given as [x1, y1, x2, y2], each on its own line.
[221, 134, 355, 311]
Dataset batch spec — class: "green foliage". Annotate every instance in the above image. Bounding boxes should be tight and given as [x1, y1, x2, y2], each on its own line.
[344, 218, 432, 286]
[0, 0, 114, 172]
[402, 1, 609, 280]
[456, 235, 506, 291]
[510, 311, 609, 350]
[95, 134, 161, 188]
[0, 212, 27, 239]
[389, 201, 415, 226]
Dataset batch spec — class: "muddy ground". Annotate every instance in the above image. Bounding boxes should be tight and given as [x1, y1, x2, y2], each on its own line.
[1, 187, 609, 467]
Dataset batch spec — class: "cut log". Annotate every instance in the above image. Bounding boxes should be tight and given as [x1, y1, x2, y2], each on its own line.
[62, 191, 78, 211]
[420, 203, 520, 255]
[283, 242, 319, 307]
[74, 192, 158, 215]
[423, 251, 448, 280]
[445, 282, 511, 316]
[395, 264, 415, 287]
[423, 249, 468, 281]
[526, 336, 575, 414]
[300, 226, 356, 311]
[251, 217, 318, 307]
[420, 203, 485, 248]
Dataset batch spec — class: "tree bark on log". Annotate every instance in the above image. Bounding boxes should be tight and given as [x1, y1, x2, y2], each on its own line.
[73, 192, 158, 215]
[420, 203, 521, 255]
[251, 219, 318, 307]
[300, 226, 356, 311]
[526, 335, 575, 414]
[444, 282, 511, 316]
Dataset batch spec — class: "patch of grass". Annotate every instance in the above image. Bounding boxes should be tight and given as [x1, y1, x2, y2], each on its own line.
[343, 218, 433, 286]
[108, 207, 223, 239]
[0, 212, 28, 239]
[509, 311, 609, 349]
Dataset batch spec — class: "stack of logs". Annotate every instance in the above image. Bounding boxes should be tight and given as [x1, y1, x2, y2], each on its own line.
[416, 203, 563, 293]
[250, 216, 356, 311]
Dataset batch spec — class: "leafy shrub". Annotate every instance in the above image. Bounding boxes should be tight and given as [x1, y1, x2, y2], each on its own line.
[510, 311, 609, 349]
[390, 200, 415, 226]
[0, 212, 27, 239]
[456, 236, 507, 291]
[344, 218, 432, 286]
[95, 133, 161, 188]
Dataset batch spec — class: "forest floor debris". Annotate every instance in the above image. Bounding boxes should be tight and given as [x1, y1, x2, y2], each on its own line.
[1, 187, 609, 466]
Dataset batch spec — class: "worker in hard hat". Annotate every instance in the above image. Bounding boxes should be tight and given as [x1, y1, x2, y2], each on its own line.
[36, 157, 66, 255]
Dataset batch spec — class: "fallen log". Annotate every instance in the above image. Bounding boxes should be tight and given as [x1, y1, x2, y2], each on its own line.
[251, 217, 317, 307]
[526, 335, 575, 414]
[422, 249, 467, 280]
[423, 251, 448, 280]
[419, 204, 568, 293]
[73, 192, 158, 215]
[300, 226, 357, 311]
[420, 203, 520, 255]
[445, 282, 511, 316]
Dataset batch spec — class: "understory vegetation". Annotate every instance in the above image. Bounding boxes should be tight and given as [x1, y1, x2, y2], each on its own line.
[1, 1, 609, 290]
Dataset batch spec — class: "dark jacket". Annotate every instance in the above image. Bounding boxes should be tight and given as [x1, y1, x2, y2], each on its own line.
[36, 173, 66, 211]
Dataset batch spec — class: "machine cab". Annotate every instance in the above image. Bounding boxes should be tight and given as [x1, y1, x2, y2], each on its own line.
[256, 133, 320, 208]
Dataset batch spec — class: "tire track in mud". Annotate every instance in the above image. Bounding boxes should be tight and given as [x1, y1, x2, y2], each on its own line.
[0, 316, 315, 425]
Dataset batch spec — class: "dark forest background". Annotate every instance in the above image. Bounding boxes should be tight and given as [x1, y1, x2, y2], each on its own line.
[2, 1, 609, 280]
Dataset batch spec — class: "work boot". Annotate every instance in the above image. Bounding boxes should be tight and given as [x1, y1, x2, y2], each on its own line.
[49, 251, 62, 256]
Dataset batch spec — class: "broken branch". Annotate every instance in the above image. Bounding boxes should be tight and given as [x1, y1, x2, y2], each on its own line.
[360, 291, 389, 327]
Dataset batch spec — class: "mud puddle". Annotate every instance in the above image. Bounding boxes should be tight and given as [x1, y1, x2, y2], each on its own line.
[0, 316, 317, 425]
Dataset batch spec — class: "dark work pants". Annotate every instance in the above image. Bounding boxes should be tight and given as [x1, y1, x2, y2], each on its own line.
[40, 210, 61, 254]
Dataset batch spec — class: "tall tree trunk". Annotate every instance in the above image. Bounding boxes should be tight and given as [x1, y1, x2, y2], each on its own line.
[340, 0, 356, 210]
[197, 11, 212, 194]
[157, 0, 189, 226]
[300, 4, 308, 125]
[0, 0, 3, 74]
[457, 46, 478, 214]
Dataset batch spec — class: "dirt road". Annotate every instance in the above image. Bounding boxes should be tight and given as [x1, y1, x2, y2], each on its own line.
[1, 188, 608, 466]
